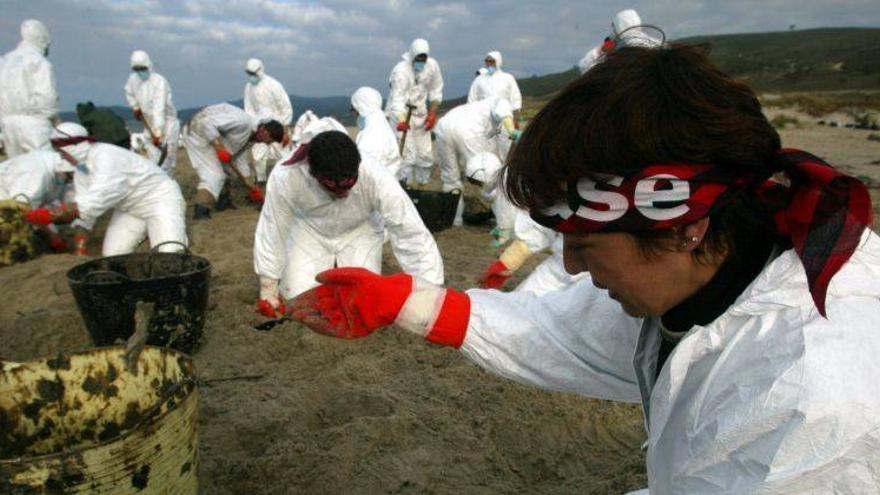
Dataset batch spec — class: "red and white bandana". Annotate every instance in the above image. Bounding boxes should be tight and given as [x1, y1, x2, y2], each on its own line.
[283, 142, 358, 194]
[531, 149, 873, 316]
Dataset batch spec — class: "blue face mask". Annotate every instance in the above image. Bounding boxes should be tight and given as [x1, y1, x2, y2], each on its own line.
[248, 74, 260, 85]
[356, 115, 366, 130]
[412, 61, 426, 73]
[486, 66, 497, 75]
[135, 69, 150, 81]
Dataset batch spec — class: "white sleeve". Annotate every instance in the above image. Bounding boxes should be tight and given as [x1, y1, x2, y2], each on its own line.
[467, 77, 480, 103]
[387, 67, 408, 117]
[427, 64, 443, 105]
[513, 211, 556, 252]
[272, 83, 293, 126]
[151, 78, 169, 131]
[461, 282, 643, 402]
[30, 59, 58, 118]
[73, 159, 129, 230]
[244, 86, 255, 116]
[375, 171, 445, 285]
[253, 171, 297, 280]
[507, 75, 522, 111]
[124, 76, 138, 109]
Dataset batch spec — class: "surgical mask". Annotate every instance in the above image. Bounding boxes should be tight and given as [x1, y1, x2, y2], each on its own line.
[53, 175, 67, 187]
[356, 115, 366, 130]
[486, 66, 496, 75]
[44, 46, 49, 57]
[135, 70, 150, 81]
[248, 75, 260, 85]
[413, 61, 426, 73]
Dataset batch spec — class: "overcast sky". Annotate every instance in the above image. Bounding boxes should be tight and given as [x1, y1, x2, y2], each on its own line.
[1, 0, 878, 111]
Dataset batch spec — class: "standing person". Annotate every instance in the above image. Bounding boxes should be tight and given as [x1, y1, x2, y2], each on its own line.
[433, 97, 519, 227]
[351, 86, 400, 176]
[182, 103, 284, 219]
[0, 20, 58, 157]
[467, 51, 523, 160]
[243, 58, 293, 184]
[24, 123, 188, 256]
[253, 130, 442, 318]
[385, 38, 443, 187]
[124, 50, 180, 173]
[578, 9, 663, 74]
[288, 46, 880, 492]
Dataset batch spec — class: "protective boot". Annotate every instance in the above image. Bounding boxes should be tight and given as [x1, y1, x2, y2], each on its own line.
[193, 205, 212, 220]
[193, 189, 215, 220]
[215, 187, 236, 211]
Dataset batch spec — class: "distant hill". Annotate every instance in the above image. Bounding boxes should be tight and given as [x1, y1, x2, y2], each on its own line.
[516, 27, 880, 98]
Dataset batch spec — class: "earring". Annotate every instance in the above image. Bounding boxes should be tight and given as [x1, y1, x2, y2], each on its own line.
[690, 236, 699, 243]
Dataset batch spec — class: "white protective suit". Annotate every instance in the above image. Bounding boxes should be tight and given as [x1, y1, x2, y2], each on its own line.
[352, 87, 401, 177]
[509, 211, 588, 296]
[385, 39, 443, 185]
[461, 229, 880, 492]
[53, 124, 187, 255]
[290, 110, 319, 145]
[467, 51, 522, 160]
[578, 10, 663, 74]
[0, 150, 71, 204]
[434, 98, 513, 225]
[254, 155, 444, 299]
[244, 58, 293, 183]
[124, 50, 181, 173]
[183, 103, 257, 200]
[0, 20, 58, 157]
[464, 152, 517, 243]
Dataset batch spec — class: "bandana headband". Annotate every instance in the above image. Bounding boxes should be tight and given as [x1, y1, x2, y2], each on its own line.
[50, 135, 95, 148]
[532, 149, 873, 316]
[282, 142, 358, 194]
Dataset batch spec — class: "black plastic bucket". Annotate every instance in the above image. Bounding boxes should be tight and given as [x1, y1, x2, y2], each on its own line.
[66, 242, 211, 353]
[405, 188, 461, 233]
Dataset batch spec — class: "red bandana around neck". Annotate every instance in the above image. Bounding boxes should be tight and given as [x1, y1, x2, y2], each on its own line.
[531, 148, 873, 316]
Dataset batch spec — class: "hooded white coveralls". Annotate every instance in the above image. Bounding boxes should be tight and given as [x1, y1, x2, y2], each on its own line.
[434, 98, 513, 226]
[59, 142, 187, 255]
[0, 150, 69, 205]
[244, 58, 293, 183]
[183, 103, 257, 200]
[578, 9, 662, 74]
[254, 157, 444, 299]
[0, 20, 58, 157]
[510, 211, 588, 296]
[352, 87, 401, 178]
[463, 151, 517, 242]
[385, 39, 443, 185]
[124, 51, 181, 173]
[461, 230, 880, 493]
[467, 51, 523, 160]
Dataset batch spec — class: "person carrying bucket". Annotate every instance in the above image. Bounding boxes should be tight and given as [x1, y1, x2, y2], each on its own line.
[23, 122, 188, 256]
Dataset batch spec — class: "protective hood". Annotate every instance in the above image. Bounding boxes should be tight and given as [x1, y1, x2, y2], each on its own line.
[490, 98, 513, 122]
[52, 151, 76, 174]
[486, 50, 503, 69]
[130, 50, 152, 69]
[612, 9, 642, 37]
[351, 87, 383, 116]
[51, 123, 92, 163]
[21, 19, 50, 51]
[403, 38, 430, 62]
[246, 58, 265, 76]
[477, 67, 488, 76]
[300, 117, 347, 145]
[465, 152, 502, 185]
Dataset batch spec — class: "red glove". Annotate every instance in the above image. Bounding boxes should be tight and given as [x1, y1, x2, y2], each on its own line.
[396, 121, 410, 132]
[151, 135, 163, 147]
[256, 299, 286, 318]
[25, 208, 54, 225]
[133, 108, 143, 121]
[48, 235, 68, 253]
[478, 260, 513, 289]
[73, 233, 89, 257]
[424, 110, 438, 131]
[216, 148, 232, 163]
[248, 187, 265, 204]
[288, 267, 470, 346]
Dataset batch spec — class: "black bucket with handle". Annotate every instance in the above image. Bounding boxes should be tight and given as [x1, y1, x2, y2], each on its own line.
[66, 242, 211, 353]
[405, 188, 461, 233]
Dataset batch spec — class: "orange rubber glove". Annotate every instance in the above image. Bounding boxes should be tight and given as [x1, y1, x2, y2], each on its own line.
[216, 148, 232, 163]
[424, 110, 438, 131]
[248, 187, 265, 204]
[257, 299, 286, 318]
[478, 260, 513, 289]
[25, 208, 54, 225]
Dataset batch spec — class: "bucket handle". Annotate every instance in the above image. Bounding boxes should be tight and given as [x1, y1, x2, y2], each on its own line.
[82, 270, 132, 283]
[150, 241, 190, 254]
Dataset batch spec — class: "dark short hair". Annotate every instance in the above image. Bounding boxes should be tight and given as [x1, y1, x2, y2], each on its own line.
[505, 44, 783, 260]
[259, 120, 285, 142]
[308, 130, 360, 180]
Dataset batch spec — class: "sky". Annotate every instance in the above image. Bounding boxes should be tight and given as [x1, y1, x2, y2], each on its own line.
[1, 0, 878, 111]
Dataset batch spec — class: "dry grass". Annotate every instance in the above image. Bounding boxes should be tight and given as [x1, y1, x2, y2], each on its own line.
[761, 91, 880, 118]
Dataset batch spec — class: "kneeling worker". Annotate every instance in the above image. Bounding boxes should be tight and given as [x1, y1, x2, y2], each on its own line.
[24, 123, 188, 256]
[253, 130, 443, 318]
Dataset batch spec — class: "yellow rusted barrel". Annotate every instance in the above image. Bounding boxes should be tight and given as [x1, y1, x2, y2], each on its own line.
[0, 347, 198, 493]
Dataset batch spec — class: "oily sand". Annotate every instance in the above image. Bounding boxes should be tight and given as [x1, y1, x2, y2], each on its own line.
[2, 116, 879, 493]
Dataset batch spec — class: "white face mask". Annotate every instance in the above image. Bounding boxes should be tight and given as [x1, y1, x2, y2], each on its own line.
[248, 74, 260, 85]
